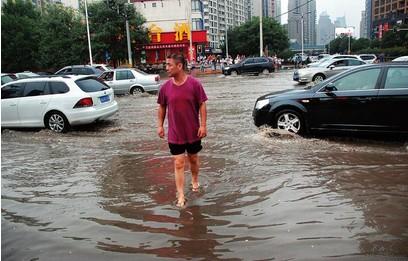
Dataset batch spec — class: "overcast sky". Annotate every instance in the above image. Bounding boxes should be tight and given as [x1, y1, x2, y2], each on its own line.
[280, 0, 365, 36]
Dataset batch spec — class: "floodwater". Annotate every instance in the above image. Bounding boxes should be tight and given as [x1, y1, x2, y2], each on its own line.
[2, 72, 408, 261]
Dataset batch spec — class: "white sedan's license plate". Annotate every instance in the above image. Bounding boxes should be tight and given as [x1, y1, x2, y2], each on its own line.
[100, 95, 110, 103]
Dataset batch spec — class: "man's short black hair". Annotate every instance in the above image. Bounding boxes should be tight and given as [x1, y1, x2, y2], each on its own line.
[167, 53, 187, 70]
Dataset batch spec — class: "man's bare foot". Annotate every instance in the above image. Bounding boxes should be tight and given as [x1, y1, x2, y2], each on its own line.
[191, 182, 200, 192]
[176, 197, 186, 207]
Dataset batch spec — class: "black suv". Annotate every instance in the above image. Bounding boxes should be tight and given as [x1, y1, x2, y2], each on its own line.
[223, 57, 274, 76]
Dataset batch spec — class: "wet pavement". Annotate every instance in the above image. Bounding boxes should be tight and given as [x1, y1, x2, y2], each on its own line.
[2, 71, 408, 261]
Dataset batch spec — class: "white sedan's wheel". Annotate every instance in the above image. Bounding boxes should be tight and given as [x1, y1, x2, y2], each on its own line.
[276, 111, 302, 134]
[47, 112, 69, 133]
[131, 87, 143, 95]
[313, 74, 325, 84]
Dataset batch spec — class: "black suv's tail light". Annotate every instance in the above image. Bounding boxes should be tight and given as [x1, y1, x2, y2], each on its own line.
[155, 76, 160, 82]
[74, 97, 93, 108]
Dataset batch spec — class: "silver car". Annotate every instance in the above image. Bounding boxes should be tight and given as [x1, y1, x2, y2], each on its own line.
[99, 68, 160, 95]
[293, 58, 367, 84]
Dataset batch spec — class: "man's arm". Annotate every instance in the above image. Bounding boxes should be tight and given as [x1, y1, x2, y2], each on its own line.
[157, 104, 166, 138]
[197, 102, 207, 138]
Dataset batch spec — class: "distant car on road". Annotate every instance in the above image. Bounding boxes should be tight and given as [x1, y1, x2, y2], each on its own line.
[358, 54, 377, 64]
[307, 54, 362, 67]
[1, 75, 118, 132]
[99, 68, 160, 95]
[294, 58, 366, 84]
[222, 57, 274, 76]
[253, 63, 408, 135]
[55, 65, 103, 77]
[1, 73, 17, 85]
[392, 56, 408, 62]
[15, 71, 40, 79]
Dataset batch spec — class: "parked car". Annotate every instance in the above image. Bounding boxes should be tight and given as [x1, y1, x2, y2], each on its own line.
[253, 63, 408, 135]
[1, 73, 17, 85]
[392, 56, 408, 62]
[1, 75, 118, 133]
[99, 68, 160, 95]
[223, 57, 274, 76]
[15, 71, 40, 79]
[307, 54, 362, 67]
[55, 65, 103, 77]
[294, 58, 367, 84]
[358, 54, 377, 64]
[91, 64, 113, 72]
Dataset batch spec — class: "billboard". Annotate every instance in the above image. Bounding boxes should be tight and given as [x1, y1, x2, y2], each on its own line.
[335, 27, 355, 37]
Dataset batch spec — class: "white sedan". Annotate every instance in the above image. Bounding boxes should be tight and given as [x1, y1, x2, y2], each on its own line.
[99, 68, 160, 95]
[1, 75, 118, 132]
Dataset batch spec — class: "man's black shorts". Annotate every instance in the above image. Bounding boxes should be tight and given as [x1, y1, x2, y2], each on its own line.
[168, 140, 202, 155]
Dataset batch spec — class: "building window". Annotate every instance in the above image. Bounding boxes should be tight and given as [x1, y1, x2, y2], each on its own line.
[192, 18, 203, 30]
[192, 0, 202, 12]
[152, 2, 156, 7]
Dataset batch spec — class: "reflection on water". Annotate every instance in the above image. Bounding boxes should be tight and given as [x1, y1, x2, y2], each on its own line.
[2, 72, 408, 260]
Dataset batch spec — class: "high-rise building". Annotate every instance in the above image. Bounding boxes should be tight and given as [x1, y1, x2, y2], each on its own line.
[252, 0, 281, 22]
[371, 0, 408, 39]
[365, 0, 372, 38]
[334, 16, 347, 28]
[203, 0, 247, 48]
[134, 0, 246, 49]
[317, 12, 335, 45]
[288, 0, 317, 45]
[360, 10, 368, 38]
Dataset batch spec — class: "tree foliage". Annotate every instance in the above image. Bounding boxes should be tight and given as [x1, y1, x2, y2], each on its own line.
[328, 24, 408, 56]
[87, 0, 149, 67]
[1, 0, 149, 72]
[1, 0, 41, 72]
[38, 5, 88, 71]
[224, 17, 289, 57]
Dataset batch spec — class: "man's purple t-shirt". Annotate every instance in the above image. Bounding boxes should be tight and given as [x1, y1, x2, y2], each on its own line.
[157, 76, 208, 144]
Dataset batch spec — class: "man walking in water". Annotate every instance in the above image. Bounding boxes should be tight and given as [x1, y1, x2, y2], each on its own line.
[157, 53, 208, 207]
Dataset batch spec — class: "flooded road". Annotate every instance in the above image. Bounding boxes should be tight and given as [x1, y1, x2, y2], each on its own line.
[2, 71, 408, 260]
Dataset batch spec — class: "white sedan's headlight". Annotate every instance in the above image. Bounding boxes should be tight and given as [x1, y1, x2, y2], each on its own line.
[255, 99, 269, 109]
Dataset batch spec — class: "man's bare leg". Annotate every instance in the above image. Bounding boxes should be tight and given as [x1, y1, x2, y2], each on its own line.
[188, 153, 200, 191]
[174, 154, 186, 206]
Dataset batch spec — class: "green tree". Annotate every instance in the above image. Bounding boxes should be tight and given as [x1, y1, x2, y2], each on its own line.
[352, 38, 370, 52]
[38, 4, 88, 71]
[224, 17, 288, 57]
[87, 0, 149, 66]
[1, 0, 41, 72]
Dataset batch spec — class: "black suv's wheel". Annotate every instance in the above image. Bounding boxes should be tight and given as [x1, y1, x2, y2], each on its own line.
[45, 111, 70, 133]
[130, 86, 144, 95]
[262, 68, 270, 74]
[230, 70, 238, 76]
[275, 109, 304, 134]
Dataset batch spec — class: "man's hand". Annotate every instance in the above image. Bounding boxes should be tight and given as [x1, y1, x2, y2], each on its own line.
[197, 126, 207, 139]
[157, 126, 165, 138]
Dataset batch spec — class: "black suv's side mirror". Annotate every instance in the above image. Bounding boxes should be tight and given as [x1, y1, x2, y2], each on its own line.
[324, 83, 337, 92]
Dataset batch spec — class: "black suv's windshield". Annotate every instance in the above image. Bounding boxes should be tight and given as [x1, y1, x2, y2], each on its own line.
[75, 78, 110, 92]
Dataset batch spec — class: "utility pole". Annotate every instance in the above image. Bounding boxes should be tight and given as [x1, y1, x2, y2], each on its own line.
[125, 1, 133, 67]
[84, 0, 93, 65]
[259, 0, 263, 56]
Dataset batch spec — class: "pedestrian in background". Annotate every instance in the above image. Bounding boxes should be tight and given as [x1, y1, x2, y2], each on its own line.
[157, 53, 208, 208]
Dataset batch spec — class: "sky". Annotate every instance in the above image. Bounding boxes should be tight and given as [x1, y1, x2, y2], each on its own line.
[280, 0, 365, 37]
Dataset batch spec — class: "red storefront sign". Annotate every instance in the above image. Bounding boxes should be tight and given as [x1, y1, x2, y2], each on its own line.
[142, 29, 208, 64]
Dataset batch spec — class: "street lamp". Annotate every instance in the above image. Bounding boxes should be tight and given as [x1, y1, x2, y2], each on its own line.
[84, 0, 93, 65]
[347, 26, 355, 54]
[259, 0, 263, 56]
[293, 11, 311, 59]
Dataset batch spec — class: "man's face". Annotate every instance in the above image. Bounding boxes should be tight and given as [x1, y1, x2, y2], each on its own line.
[166, 58, 182, 77]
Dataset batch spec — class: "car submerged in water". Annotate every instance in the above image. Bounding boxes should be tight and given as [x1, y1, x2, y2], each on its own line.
[253, 63, 408, 135]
